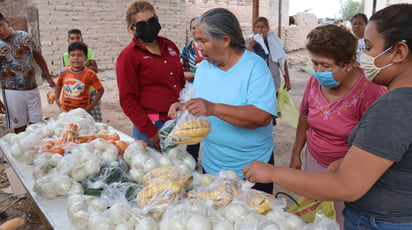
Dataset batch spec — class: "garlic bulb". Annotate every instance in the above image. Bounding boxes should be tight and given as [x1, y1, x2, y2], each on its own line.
[53, 174, 74, 195]
[135, 216, 157, 230]
[185, 214, 211, 230]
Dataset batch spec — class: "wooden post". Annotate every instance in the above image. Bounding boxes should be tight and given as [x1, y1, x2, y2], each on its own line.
[253, 0, 259, 24]
[278, 0, 282, 38]
[372, 0, 377, 14]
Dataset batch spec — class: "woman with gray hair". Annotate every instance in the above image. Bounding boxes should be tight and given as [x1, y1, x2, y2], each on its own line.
[169, 8, 277, 194]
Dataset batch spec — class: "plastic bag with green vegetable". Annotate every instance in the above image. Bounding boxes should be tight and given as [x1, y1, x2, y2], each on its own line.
[277, 84, 299, 128]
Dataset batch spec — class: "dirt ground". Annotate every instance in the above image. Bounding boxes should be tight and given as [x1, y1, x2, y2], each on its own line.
[0, 49, 310, 229]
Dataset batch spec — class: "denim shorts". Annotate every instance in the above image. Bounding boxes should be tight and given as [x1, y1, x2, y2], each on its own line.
[132, 120, 165, 150]
[343, 208, 412, 230]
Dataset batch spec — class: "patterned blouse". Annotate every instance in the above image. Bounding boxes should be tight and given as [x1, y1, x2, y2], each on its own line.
[0, 29, 39, 90]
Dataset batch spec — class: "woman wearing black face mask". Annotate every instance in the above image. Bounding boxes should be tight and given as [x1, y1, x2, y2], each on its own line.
[116, 0, 186, 150]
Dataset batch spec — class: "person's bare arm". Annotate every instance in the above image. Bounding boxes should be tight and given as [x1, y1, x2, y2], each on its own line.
[246, 38, 257, 51]
[54, 84, 62, 108]
[85, 88, 104, 112]
[85, 60, 98, 73]
[149, 133, 161, 150]
[289, 114, 309, 169]
[185, 98, 272, 129]
[183, 71, 195, 81]
[283, 61, 291, 91]
[244, 145, 393, 201]
[33, 51, 55, 87]
[168, 102, 185, 119]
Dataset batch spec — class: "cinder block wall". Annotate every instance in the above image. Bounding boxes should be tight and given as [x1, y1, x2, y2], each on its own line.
[2, 0, 313, 75]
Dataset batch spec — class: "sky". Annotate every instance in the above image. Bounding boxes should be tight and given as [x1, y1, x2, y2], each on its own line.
[289, 0, 344, 18]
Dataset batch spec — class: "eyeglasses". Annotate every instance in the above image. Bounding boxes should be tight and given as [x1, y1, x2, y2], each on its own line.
[134, 16, 158, 30]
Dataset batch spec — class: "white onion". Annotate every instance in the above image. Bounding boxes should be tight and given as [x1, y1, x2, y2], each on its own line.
[159, 156, 172, 166]
[54, 174, 73, 195]
[135, 216, 157, 230]
[69, 181, 84, 194]
[213, 219, 234, 230]
[129, 168, 144, 183]
[186, 214, 211, 230]
[143, 158, 159, 173]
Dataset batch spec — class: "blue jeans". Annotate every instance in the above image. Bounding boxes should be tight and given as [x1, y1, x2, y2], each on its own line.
[343, 208, 412, 230]
[132, 120, 165, 150]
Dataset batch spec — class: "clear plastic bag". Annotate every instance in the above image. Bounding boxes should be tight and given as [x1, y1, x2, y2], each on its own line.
[160, 83, 211, 151]
[167, 110, 211, 145]
[159, 119, 179, 153]
[235, 181, 274, 214]
[46, 87, 55, 104]
[187, 170, 241, 208]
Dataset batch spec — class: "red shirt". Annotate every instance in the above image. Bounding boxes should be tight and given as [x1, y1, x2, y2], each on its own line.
[116, 36, 185, 138]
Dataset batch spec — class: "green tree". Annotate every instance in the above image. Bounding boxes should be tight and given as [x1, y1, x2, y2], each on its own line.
[341, 0, 365, 19]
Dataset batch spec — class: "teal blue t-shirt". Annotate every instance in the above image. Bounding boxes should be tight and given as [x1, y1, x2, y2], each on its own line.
[193, 50, 277, 177]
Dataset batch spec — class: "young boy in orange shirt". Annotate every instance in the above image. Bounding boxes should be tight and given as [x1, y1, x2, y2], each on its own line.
[55, 42, 104, 115]
[62, 29, 103, 122]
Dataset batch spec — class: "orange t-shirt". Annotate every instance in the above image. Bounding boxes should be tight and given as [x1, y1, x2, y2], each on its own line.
[56, 67, 103, 111]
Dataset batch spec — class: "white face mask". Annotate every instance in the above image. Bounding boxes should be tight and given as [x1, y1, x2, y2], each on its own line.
[359, 46, 393, 81]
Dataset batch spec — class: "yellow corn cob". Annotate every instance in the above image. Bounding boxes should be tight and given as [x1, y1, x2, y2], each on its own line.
[136, 181, 182, 208]
[172, 136, 206, 145]
[172, 127, 210, 138]
[248, 193, 273, 214]
[176, 120, 210, 130]
[187, 181, 238, 207]
[141, 166, 193, 188]
[141, 166, 175, 185]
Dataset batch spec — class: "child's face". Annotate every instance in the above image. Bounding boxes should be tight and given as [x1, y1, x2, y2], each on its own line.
[69, 49, 87, 70]
[67, 33, 82, 44]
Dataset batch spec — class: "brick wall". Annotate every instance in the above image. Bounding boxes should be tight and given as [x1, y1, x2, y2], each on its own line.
[1, 0, 314, 75]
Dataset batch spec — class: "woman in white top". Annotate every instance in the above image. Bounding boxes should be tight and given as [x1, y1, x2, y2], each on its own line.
[246, 17, 291, 93]
[351, 13, 368, 63]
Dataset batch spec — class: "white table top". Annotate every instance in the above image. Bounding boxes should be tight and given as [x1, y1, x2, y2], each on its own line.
[0, 127, 134, 230]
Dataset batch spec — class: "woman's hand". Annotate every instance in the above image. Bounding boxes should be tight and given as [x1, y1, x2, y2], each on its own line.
[243, 160, 276, 183]
[246, 37, 257, 51]
[284, 80, 292, 91]
[47, 79, 56, 88]
[289, 154, 302, 170]
[185, 98, 214, 117]
[150, 132, 161, 150]
[168, 102, 184, 119]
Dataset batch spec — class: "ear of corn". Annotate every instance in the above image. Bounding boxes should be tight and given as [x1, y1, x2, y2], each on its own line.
[136, 181, 182, 208]
[172, 127, 210, 138]
[168, 119, 211, 145]
[172, 136, 206, 145]
[247, 193, 273, 214]
[176, 120, 210, 130]
[187, 180, 238, 207]
[141, 166, 193, 188]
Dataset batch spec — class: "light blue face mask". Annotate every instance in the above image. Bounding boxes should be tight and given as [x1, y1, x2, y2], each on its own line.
[312, 68, 340, 88]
